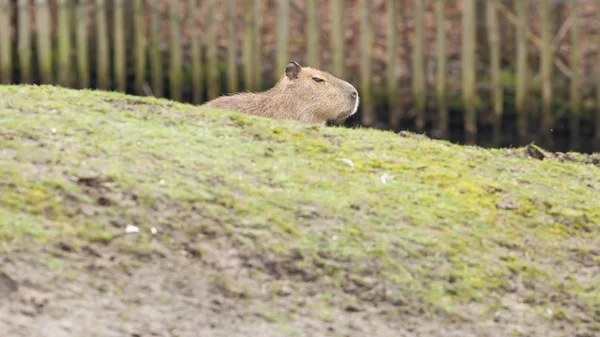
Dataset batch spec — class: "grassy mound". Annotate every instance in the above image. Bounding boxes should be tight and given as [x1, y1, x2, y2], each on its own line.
[1, 85, 599, 336]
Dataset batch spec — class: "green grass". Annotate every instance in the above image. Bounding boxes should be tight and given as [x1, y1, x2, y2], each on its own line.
[1, 85, 599, 327]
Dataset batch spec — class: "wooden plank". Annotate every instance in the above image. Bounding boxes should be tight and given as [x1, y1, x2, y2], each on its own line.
[413, 0, 426, 132]
[462, 0, 477, 143]
[252, 0, 262, 90]
[435, 0, 447, 137]
[189, 0, 203, 103]
[133, 0, 146, 95]
[359, 0, 374, 126]
[17, 0, 31, 83]
[36, 0, 53, 84]
[275, 0, 289, 82]
[597, 0, 600, 148]
[387, 0, 401, 129]
[540, 0, 553, 147]
[569, 0, 580, 149]
[57, 0, 72, 87]
[169, 0, 182, 100]
[0, 0, 12, 84]
[330, 0, 344, 77]
[149, 0, 163, 97]
[515, 0, 528, 141]
[243, 0, 255, 91]
[206, 0, 219, 99]
[486, 0, 503, 146]
[113, 0, 126, 92]
[226, 0, 238, 93]
[306, 0, 319, 68]
[96, 0, 110, 89]
[76, 0, 89, 88]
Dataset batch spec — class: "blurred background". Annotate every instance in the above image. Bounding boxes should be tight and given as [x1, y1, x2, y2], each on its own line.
[0, 0, 599, 153]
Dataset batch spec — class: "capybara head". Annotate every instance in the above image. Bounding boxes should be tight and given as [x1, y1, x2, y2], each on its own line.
[276, 61, 360, 123]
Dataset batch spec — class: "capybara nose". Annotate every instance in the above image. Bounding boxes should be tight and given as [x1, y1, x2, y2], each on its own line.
[350, 90, 358, 99]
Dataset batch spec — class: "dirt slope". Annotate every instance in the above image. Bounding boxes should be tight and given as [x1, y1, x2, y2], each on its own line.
[0, 85, 599, 337]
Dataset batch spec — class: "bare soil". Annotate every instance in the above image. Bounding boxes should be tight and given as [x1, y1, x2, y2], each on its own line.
[1, 86, 599, 337]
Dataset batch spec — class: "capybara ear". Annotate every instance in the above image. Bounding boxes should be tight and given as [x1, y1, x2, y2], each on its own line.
[285, 61, 302, 80]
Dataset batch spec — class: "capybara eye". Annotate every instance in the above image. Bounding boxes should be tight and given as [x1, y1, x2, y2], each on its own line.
[312, 77, 325, 83]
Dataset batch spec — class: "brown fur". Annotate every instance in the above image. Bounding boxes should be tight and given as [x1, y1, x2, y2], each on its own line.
[202, 61, 360, 125]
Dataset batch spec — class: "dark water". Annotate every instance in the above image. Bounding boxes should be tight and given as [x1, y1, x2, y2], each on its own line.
[341, 107, 599, 155]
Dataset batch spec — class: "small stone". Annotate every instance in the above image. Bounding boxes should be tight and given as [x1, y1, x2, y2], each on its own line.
[125, 225, 140, 233]
[525, 144, 546, 160]
[58, 241, 74, 252]
[0, 271, 18, 296]
[496, 199, 518, 210]
[20, 308, 36, 317]
[345, 303, 363, 312]
[149, 241, 170, 258]
[380, 173, 394, 184]
[340, 158, 354, 168]
[276, 284, 293, 297]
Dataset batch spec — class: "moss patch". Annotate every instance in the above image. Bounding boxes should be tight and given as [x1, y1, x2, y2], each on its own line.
[1, 85, 599, 333]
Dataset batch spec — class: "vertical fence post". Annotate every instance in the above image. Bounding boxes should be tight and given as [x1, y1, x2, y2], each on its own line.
[435, 0, 447, 138]
[114, 0, 126, 92]
[306, 0, 319, 68]
[462, 0, 476, 144]
[226, 0, 238, 93]
[149, 0, 163, 97]
[515, 0, 528, 142]
[57, 0, 72, 87]
[206, 0, 219, 100]
[569, 0, 581, 149]
[275, 0, 289, 82]
[359, 0, 374, 126]
[76, 0, 89, 88]
[36, 0, 53, 84]
[189, 0, 203, 103]
[96, 0, 110, 90]
[0, 0, 11, 84]
[253, 0, 262, 90]
[540, 0, 553, 148]
[133, 0, 146, 95]
[387, 0, 401, 129]
[17, 0, 31, 84]
[597, 2, 600, 148]
[413, 0, 426, 132]
[486, 0, 502, 146]
[169, 0, 182, 100]
[114, 0, 127, 92]
[243, 0, 255, 91]
[330, 0, 344, 77]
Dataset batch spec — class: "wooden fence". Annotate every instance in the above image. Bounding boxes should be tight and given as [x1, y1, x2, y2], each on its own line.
[0, 0, 599, 153]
